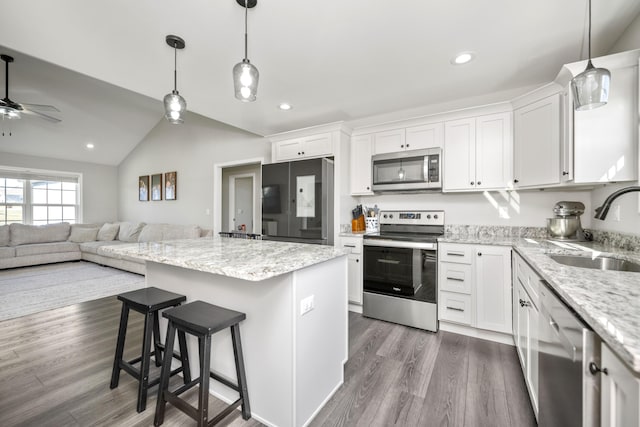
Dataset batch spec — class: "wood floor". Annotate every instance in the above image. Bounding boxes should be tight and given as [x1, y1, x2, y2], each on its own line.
[0, 296, 536, 427]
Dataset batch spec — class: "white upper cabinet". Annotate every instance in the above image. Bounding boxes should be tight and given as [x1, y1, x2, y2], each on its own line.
[405, 123, 444, 150]
[272, 132, 333, 162]
[350, 134, 374, 195]
[372, 129, 406, 154]
[513, 94, 561, 187]
[444, 112, 512, 192]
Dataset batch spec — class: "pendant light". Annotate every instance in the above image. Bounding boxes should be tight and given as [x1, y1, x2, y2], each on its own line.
[233, 0, 259, 102]
[571, 0, 610, 111]
[164, 35, 187, 124]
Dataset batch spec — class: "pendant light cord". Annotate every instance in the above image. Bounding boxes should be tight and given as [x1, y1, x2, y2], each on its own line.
[173, 42, 178, 92]
[588, 0, 592, 60]
[244, 0, 249, 61]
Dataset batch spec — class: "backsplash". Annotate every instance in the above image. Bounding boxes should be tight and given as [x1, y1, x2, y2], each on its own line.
[445, 225, 640, 252]
[445, 225, 548, 239]
[591, 230, 640, 252]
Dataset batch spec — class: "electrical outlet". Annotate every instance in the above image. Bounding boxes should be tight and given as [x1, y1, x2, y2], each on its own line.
[300, 295, 315, 316]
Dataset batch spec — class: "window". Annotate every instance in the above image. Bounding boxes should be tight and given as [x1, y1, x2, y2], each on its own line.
[0, 168, 81, 225]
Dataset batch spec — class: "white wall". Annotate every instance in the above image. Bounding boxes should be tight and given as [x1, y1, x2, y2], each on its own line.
[354, 188, 593, 230]
[609, 12, 640, 54]
[221, 163, 262, 233]
[117, 112, 269, 229]
[0, 151, 118, 223]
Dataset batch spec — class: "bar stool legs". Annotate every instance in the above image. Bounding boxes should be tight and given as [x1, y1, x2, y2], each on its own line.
[154, 301, 251, 426]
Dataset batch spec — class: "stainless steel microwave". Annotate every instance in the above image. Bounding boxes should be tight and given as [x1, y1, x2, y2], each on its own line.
[371, 148, 442, 192]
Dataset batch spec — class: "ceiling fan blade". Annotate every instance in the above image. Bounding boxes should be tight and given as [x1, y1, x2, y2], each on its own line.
[20, 103, 60, 112]
[21, 108, 62, 123]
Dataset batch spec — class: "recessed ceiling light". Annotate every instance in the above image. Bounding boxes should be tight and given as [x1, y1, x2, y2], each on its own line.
[278, 103, 292, 111]
[85, 143, 95, 150]
[451, 52, 475, 65]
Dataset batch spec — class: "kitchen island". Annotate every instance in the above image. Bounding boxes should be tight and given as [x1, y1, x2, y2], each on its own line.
[100, 237, 348, 427]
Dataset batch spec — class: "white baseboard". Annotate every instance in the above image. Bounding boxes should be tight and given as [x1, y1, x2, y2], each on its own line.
[439, 321, 515, 346]
[348, 303, 362, 314]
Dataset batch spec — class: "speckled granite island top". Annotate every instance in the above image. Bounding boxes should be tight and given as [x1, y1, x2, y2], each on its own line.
[441, 234, 640, 373]
[99, 237, 346, 282]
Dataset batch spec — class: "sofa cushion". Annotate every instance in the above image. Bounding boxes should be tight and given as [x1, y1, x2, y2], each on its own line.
[138, 224, 202, 242]
[79, 240, 126, 255]
[15, 241, 79, 257]
[10, 223, 71, 246]
[0, 225, 9, 246]
[98, 223, 120, 241]
[0, 246, 15, 259]
[118, 222, 145, 242]
[68, 226, 99, 243]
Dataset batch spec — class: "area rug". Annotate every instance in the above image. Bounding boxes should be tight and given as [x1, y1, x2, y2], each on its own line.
[0, 261, 145, 321]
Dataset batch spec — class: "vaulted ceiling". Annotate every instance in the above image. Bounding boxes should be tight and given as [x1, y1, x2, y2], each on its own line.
[1, 0, 638, 165]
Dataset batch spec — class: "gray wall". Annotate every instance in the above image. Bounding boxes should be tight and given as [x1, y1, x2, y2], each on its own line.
[117, 111, 269, 229]
[0, 151, 118, 223]
[610, 12, 640, 54]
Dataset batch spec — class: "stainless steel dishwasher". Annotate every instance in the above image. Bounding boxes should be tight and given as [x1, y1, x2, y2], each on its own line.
[538, 281, 601, 427]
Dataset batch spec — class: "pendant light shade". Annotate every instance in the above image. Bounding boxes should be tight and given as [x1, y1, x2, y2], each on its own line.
[571, 0, 610, 111]
[233, 0, 259, 102]
[164, 35, 187, 124]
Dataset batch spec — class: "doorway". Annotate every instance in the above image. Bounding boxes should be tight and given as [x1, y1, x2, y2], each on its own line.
[229, 174, 255, 233]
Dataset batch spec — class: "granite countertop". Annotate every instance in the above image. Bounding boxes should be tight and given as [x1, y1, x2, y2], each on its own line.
[440, 234, 640, 373]
[98, 237, 347, 282]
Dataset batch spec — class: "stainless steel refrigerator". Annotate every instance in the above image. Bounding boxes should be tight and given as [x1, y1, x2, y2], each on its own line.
[261, 158, 334, 245]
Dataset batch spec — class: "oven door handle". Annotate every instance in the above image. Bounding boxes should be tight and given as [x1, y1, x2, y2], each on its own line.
[363, 239, 436, 250]
[377, 259, 401, 265]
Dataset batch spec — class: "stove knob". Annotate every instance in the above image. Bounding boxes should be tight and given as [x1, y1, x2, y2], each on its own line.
[426, 214, 431, 219]
[383, 214, 388, 219]
[434, 214, 439, 219]
[389, 214, 394, 219]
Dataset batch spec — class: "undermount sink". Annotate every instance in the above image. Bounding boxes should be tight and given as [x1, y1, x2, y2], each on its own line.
[549, 254, 640, 273]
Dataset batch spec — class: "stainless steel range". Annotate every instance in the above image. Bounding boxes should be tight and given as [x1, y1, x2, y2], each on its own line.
[362, 210, 444, 332]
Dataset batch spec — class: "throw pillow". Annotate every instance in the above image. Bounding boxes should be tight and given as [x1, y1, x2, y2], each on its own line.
[0, 225, 9, 247]
[97, 223, 120, 241]
[68, 226, 99, 243]
[118, 222, 145, 242]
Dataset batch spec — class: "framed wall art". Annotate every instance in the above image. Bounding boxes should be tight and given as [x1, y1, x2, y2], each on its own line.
[138, 175, 149, 201]
[165, 171, 177, 200]
[151, 173, 162, 201]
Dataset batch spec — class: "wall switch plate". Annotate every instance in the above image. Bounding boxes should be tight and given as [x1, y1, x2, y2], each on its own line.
[300, 295, 315, 316]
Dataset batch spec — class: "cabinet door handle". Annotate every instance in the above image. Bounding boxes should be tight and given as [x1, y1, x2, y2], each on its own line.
[446, 251, 465, 257]
[519, 299, 531, 307]
[378, 259, 400, 265]
[298, 152, 301, 155]
[400, 144, 404, 148]
[477, 181, 481, 186]
[366, 186, 370, 190]
[343, 244, 356, 248]
[356, 259, 359, 263]
[406, 143, 410, 148]
[301, 151, 305, 155]
[562, 171, 569, 176]
[446, 277, 464, 282]
[470, 181, 475, 185]
[477, 252, 482, 257]
[588, 362, 608, 376]
[446, 306, 464, 312]
[514, 179, 519, 183]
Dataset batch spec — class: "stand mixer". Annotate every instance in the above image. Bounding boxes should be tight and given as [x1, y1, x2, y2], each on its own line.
[547, 201, 588, 241]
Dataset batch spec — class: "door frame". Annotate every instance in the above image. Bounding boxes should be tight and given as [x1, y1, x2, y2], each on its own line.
[213, 157, 264, 236]
[228, 172, 257, 233]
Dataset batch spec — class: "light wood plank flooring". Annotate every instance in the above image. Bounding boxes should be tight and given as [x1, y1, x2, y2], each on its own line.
[0, 295, 536, 426]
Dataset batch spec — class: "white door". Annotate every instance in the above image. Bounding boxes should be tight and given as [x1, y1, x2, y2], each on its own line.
[229, 175, 254, 233]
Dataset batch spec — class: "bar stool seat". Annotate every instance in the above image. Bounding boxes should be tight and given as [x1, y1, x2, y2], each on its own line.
[110, 287, 191, 413]
[154, 300, 251, 427]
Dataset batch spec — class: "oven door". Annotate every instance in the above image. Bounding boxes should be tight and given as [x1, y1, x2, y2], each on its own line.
[363, 245, 437, 303]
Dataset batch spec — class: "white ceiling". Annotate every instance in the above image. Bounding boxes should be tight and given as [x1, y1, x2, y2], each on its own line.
[1, 0, 638, 166]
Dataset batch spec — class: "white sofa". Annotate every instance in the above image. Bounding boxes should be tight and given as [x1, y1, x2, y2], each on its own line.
[0, 222, 206, 274]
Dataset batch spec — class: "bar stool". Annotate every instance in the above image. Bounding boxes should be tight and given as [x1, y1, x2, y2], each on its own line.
[110, 287, 191, 413]
[154, 300, 251, 426]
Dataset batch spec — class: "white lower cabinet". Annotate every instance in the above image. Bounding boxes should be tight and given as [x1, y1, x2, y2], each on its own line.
[512, 251, 540, 418]
[340, 236, 363, 305]
[437, 243, 511, 334]
[601, 343, 640, 427]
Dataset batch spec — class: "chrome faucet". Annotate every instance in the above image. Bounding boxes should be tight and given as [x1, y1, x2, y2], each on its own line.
[593, 186, 640, 220]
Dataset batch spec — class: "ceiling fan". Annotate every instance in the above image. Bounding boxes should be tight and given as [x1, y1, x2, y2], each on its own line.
[1, 54, 61, 123]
